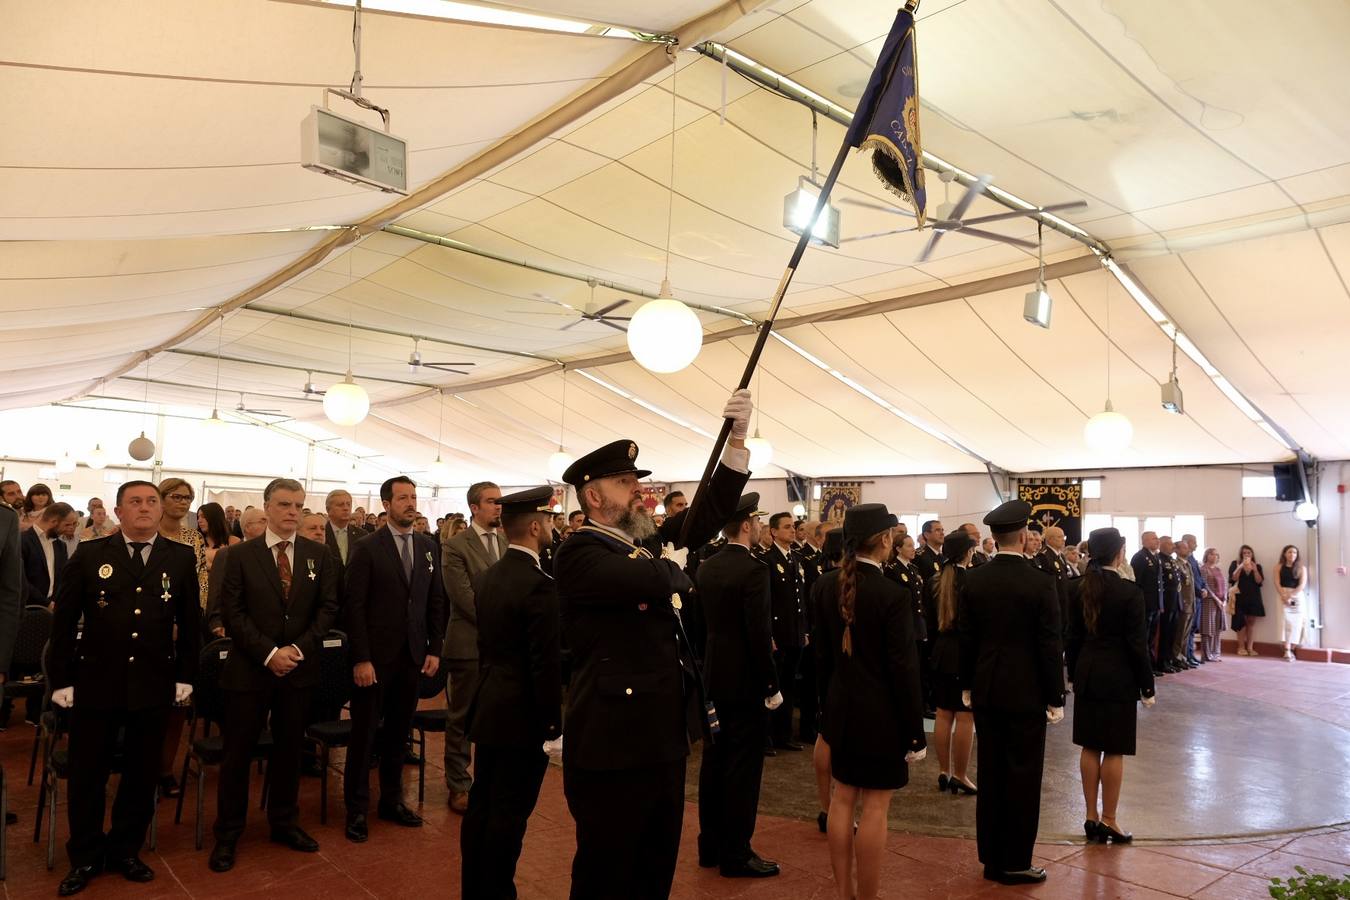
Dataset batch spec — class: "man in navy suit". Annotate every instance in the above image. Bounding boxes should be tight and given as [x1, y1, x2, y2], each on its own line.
[342, 476, 448, 841]
[21, 502, 76, 602]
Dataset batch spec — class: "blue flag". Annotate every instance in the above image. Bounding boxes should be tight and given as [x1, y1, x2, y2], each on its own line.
[844, 8, 926, 225]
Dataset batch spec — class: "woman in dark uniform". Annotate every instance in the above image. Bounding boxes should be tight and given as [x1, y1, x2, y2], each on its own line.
[814, 505, 925, 900]
[1066, 527, 1155, 845]
[927, 531, 977, 795]
[1228, 545, 1264, 656]
[810, 528, 845, 834]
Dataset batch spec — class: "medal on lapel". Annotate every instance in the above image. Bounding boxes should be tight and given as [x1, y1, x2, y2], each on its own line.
[98, 564, 113, 580]
[425, 550, 433, 573]
[306, 557, 317, 581]
[776, 563, 785, 574]
[671, 593, 683, 611]
[97, 589, 109, 609]
[160, 573, 172, 603]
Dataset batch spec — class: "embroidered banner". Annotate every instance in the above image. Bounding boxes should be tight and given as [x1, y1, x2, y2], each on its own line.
[817, 481, 863, 525]
[1017, 482, 1083, 545]
[639, 484, 670, 514]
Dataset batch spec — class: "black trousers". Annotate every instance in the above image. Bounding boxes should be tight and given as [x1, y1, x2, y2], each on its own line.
[345, 649, 421, 815]
[796, 646, 818, 741]
[917, 639, 935, 711]
[564, 758, 685, 900]
[697, 698, 766, 867]
[461, 744, 549, 900]
[769, 646, 800, 746]
[214, 683, 311, 842]
[1145, 609, 1160, 665]
[1157, 600, 1179, 664]
[66, 705, 168, 868]
[973, 709, 1047, 873]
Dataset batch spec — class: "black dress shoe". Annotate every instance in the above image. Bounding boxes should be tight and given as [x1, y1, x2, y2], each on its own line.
[773, 740, 805, 751]
[270, 825, 320, 852]
[158, 774, 181, 799]
[106, 856, 155, 883]
[762, 747, 777, 757]
[720, 856, 780, 878]
[816, 811, 828, 834]
[4, 811, 15, 825]
[984, 866, 1047, 885]
[208, 840, 236, 872]
[58, 864, 101, 896]
[937, 773, 949, 792]
[377, 802, 423, 827]
[346, 812, 369, 843]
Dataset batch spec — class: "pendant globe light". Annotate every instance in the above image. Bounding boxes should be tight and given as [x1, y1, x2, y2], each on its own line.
[628, 46, 702, 374]
[85, 444, 108, 470]
[204, 313, 228, 429]
[324, 273, 370, 427]
[428, 389, 453, 485]
[55, 451, 77, 474]
[1084, 275, 1133, 454]
[128, 353, 156, 461]
[742, 370, 773, 469]
[547, 369, 574, 481]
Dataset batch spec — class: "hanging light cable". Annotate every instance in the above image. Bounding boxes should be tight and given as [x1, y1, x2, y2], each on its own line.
[129, 353, 157, 460]
[204, 314, 227, 428]
[744, 365, 773, 469]
[428, 389, 452, 484]
[628, 45, 703, 374]
[548, 367, 574, 481]
[324, 274, 371, 426]
[1084, 274, 1133, 453]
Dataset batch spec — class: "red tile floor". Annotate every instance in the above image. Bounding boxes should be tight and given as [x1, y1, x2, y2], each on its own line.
[1, 653, 1347, 898]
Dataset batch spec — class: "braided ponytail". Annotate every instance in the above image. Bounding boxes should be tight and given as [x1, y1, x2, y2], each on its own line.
[839, 552, 858, 655]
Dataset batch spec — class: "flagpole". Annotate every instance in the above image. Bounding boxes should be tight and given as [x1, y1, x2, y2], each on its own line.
[678, 139, 851, 546]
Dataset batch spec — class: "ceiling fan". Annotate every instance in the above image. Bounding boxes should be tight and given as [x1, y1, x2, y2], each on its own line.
[512, 282, 632, 332]
[838, 172, 1086, 262]
[406, 338, 477, 375]
[234, 392, 285, 417]
[300, 371, 326, 400]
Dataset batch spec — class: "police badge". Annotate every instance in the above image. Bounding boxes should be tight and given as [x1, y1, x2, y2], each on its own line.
[98, 564, 113, 580]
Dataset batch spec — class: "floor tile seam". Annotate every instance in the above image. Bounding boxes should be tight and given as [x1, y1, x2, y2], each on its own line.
[1061, 848, 1233, 892]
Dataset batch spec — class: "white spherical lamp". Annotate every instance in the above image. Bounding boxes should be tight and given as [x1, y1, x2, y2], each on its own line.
[792, 503, 806, 519]
[547, 448, 574, 482]
[1295, 500, 1319, 523]
[626, 280, 702, 374]
[128, 433, 156, 462]
[744, 429, 774, 470]
[1083, 401, 1133, 454]
[324, 372, 370, 427]
[85, 444, 107, 471]
[428, 455, 453, 486]
[55, 451, 76, 474]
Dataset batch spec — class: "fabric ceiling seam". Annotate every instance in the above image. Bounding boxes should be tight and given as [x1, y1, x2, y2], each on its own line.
[0, 246, 323, 281]
[77, 0, 774, 403]
[161, 348, 443, 389]
[683, 355, 838, 461]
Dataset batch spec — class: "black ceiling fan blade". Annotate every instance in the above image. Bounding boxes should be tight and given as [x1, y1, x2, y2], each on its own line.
[956, 226, 1038, 249]
[423, 361, 476, 367]
[916, 229, 944, 262]
[593, 300, 629, 317]
[837, 197, 916, 217]
[948, 174, 992, 224]
[423, 364, 471, 375]
[598, 319, 628, 333]
[839, 226, 921, 243]
[961, 200, 1088, 228]
[559, 319, 583, 331]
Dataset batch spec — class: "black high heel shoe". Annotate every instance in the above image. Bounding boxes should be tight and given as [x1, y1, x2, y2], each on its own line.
[1084, 820, 1101, 842]
[1098, 822, 1133, 843]
[950, 778, 978, 796]
[817, 811, 828, 834]
[937, 774, 949, 792]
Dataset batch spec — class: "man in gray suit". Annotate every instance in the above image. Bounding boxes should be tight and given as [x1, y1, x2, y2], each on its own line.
[441, 481, 503, 813]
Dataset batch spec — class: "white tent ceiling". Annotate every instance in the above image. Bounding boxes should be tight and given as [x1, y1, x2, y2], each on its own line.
[3, 0, 1348, 485]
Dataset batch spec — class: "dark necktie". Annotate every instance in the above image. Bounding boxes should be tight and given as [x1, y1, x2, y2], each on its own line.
[276, 540, 292, 601]
[399, 533, 413, 582]
[128, 541, 148, 575]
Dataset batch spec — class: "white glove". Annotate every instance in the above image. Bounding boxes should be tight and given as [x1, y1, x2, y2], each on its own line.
[722, 389, 752, 441]
[1141, 695, 1156, 708]
[961, 690, 972, 710]
[542, 736, 563, 759]
[52, 687, 74, 708]
[175, 683, 193, 705]
[662, 544, 689, 569]
[1046, 706, 1065, 725]
[765, 691, 784, 710]
[904, 747, 927, 764]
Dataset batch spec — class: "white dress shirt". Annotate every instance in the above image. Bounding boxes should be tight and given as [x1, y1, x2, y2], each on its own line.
[471, 521, 500, 561]
[509, 543, 541, 570]
[37, 530, 58, 597]
[263, 529, 302, 666]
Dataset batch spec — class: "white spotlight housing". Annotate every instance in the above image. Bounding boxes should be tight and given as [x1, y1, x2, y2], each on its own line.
[1023, 284, 1052, 329]
[782, 177, 841, 248]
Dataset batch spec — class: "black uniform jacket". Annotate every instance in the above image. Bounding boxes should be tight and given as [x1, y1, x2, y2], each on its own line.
[813, 563, 926, 755]
[913, 544, 942, 582]
[958, 554, 1065, 714]
[468, 547, 562, 748]
[1065, 570, 1155, 702]
[554, 461, 747, 771]
[50, 534, 200, 711]
[344, 526, 448, 669]
[219, 534, 340, 691]
[888, 560, 928, 642]
[766, 543, 805, 651]
[697, 543, 776, 703]
[1130, 548, 1164, 613]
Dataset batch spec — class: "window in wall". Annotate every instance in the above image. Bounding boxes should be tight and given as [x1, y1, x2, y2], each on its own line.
[898, 514, 920, 537]
[1113, 516, 1140, 558]
[1083, 513, 1112, 542]
[1144, 516, 1173, 539]
[1172, 515, 1206, 555]
[924, 482, 948, 500]
[1081, 479, 1102, 499]
[1242, 475, 1277, 498]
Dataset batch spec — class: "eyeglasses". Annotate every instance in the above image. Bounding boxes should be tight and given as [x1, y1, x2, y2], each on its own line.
[165, 493, 193, 503]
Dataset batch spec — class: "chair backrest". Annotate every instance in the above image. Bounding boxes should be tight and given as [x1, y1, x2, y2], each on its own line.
[309, 630, 350, 723]
[417, 665, 447, 700]
[11, 604, 53, 674]
[194, 637, 233, 726]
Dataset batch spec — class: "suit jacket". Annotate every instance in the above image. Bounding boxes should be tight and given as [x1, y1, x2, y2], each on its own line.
[218, 534, 340, 691]
[441, 524, 504, 660]
[766, 543, 805, 650]
[1065, 570, 1155, 702]
[344, 526, 447, 669]
[1130, 548, 1164, 614]
[0, 506, 23, 675]
[813, 564, 925, 756]
[958, 554, 1065, 714]
[324, 520, 365, 565]
[21, 526, 66, 602]
[555, 461, 747, 771]
[204, 544, 230, 637]
[50, 534, 200, 710]
[467, 547, 561, 747]
[697, 543, 776, 703]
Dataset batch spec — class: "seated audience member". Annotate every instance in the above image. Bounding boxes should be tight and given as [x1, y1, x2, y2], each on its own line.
[80, 504, 118, 540]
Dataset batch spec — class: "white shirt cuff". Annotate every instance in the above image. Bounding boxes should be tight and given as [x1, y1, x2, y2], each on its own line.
[720, 444, 750, 474]
[265, 647, 278, 666]
[291, 644, 304, 660]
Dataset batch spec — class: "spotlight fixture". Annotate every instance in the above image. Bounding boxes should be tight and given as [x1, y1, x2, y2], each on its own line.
[1023, 222, 1051, 329]
[1161, 328, 1184, 414]
[783, 176, 841, 248]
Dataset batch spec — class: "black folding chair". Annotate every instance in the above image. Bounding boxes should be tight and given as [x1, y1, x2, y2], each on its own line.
[410, 666, 448, 805]
[8, 604, 55, 785]
[303, 631, 351, 824]
[1, 762, 8, 880]
[175, 638, 274, 849]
